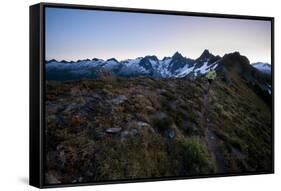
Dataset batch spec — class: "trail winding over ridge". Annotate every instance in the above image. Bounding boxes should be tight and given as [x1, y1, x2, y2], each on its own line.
[202, 81, 226, 173]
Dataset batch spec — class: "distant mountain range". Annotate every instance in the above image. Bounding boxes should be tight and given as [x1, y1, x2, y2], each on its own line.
[46, 49, 219, 80]
[46, 49, 271, 79]
[46, 49, 272, 95]
[252, 62, 271, 74]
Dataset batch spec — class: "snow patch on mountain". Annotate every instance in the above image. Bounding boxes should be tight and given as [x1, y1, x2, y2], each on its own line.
[119, 58, 150, 75]
[193, 61, 218, 77]
[149, 59, 158, 68]
[157, 58, 173, 77]
[194, 62, 209, 76]
[175, 64, 195, 78]
[266, 83, 272, 94]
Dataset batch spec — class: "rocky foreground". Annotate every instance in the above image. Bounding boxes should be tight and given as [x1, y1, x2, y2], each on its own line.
[45, 76, 272, 184]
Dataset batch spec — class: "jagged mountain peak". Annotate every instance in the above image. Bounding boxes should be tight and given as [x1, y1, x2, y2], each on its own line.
[202, 49, 210, 55]
[216, 51, 271, 93]
[144, 55, 158, 61]
[224, 51, 241, 58]
[216, 52, 250, 74]
[197, 49, 215, 61]
[106, 58, 119, 63]
[46, 59, 58, 63]
[61, 60, 69, 63]
[221, 51, 250, 67]
[172, 51, 184, 59]
[92, 58, 100, 61]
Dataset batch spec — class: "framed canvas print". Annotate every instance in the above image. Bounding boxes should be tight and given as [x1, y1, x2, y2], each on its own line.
[30, 3, 274, 188]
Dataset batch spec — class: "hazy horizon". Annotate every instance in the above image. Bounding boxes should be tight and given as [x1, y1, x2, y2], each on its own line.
[45, 7, 271, 64]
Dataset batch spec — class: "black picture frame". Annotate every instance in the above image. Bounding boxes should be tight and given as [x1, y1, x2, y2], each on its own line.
[30, 2, 275, 188]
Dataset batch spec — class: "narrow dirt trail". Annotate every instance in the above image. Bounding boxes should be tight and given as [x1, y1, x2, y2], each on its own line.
[202, 82, 226, 173]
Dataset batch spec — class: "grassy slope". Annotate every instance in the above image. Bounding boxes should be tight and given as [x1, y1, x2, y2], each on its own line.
[45, 76, 272, 184]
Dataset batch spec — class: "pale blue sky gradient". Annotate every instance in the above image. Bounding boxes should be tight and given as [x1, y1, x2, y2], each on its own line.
[45, 7, 271, 63]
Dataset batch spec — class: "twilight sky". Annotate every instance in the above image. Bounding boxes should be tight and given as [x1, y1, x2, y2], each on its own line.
[45, 7, 271, 63]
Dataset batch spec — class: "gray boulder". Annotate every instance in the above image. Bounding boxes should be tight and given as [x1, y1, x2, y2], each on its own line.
[111, 95, 127, 105]
[106, 127, 122, 134]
